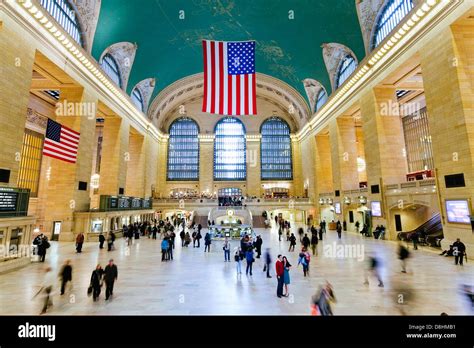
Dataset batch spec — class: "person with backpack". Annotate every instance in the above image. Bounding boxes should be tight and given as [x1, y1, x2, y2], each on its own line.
[234, 248, 244, 275]
[223, 237, 231, 262]
[298, 248, 310, 277]
[311, 233, 318, 256]
[245, 246, 254, 276]
[288, 233, 297, 252]
[161, 238, 169, 261]
[398, 242, 410, 273]
[204, 232, 212, 252]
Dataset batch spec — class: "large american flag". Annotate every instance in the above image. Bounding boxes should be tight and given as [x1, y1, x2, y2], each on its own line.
[202, 40, 257, 115]
[43, 119, 80, 164]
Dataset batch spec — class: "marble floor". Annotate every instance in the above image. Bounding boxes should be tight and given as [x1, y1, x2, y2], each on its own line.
[0, 224, 473, 315]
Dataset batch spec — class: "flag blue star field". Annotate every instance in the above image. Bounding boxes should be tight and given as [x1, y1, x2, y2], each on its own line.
[202, 40, 257, 115]
[43, 119, 80, 163]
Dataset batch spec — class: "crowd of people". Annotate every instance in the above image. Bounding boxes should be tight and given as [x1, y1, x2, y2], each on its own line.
[31, 211, 470, 316]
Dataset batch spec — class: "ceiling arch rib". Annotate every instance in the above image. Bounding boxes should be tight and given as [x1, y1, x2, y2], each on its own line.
[321, 43, 359, 92]
[73, 0, 102, 53]
[100, 42, 137, 91]
[148, 73, 310, 132]
[132, 78, 156, 114]
[303, 78, 326, 114]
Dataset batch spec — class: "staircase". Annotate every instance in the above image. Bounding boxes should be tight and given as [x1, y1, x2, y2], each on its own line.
[397, 213, 443, 247]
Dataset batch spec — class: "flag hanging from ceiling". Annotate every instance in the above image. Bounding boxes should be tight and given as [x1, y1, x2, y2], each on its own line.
[43, 118, 80, 164]
[202, 40, 257, 116]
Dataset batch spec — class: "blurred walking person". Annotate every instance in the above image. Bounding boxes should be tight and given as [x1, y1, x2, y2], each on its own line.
[398, 243, 410, 273]
[263, 248, 272, 278]
[59, 260, 72, 295]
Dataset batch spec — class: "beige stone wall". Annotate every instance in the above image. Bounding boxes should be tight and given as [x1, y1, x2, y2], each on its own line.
[329, 118, 359, 192]
[43, 88, 97, 241]
[0, 15, 35, 186]
[99, 117, 129, 196]
[420, 24, 474, 255]
[315, 134, 333, 194]
[125, 131, 145, 197]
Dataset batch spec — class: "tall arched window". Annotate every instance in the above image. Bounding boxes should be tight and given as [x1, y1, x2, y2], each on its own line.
[167, 118, 200, 181]
[131, 87, 144, 112]
[315, 89, 328, 112]
[261, 117, 292, 180]
[39, 0, 83, 47]
[372, 0, 414, 50]
[100, 54, 122, 88]
[336, 55, 357, 89]
[214, 117, 246, 181]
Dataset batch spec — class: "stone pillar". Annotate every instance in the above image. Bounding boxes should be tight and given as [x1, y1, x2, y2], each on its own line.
[360, 87, 407, 188]
[43, 88, 97, 241]
[99, 117, 130, 196]
[0, 17, 35, 185]
[315, 134, 333, 194]
[329, 118, 359, 192]
[420, 25, 474, 256]
[246, 136, 261, 197]
[125, 131, 145, 197]
[300, 135, 317, 201]
[155, 137, 168, 198]
[199, 136, 214, 195]
[292, 137, 304, 197]
[144, 134, 159, 198]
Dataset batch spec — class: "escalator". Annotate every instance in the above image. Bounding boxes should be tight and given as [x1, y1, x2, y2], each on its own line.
[397, 213, 443, 247]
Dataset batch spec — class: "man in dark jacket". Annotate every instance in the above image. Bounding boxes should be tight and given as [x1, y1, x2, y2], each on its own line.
[59, 260, 72, 295]
[254, 235, 263, 258]
[75, 233, 85, 253]
[302, 234, 311, 249]
[453, 238, 466, 266]
[98, 233, 105, 249]
[104, 259, 118, 300]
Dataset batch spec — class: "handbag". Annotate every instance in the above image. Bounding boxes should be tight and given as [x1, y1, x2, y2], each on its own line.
[87, 285, 93, 296]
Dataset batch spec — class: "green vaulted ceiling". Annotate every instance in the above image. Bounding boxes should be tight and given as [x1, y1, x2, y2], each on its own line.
[92, 0, 365, 106]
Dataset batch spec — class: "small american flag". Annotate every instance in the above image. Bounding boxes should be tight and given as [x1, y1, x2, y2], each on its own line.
[202, 40, 257, 116]
[43, 119, 80, 164]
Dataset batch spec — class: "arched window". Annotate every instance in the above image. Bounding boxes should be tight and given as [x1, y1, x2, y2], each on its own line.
[260, 117, 292, 180]
[315, 89, 328, 112]
[336, 55, 357, 89]
[100, 54, 122, 88]
[372, 0, 414, 49]
[39, 0, 83, 47]
[167, 118, 199, 181]
[214, 117, 246, 181]
[131, 87, 144, 112]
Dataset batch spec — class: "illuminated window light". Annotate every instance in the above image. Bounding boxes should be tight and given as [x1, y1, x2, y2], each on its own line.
[411, 14, 420, 22]
[28, 6, 38, 14]
[22, 0, 33, 8]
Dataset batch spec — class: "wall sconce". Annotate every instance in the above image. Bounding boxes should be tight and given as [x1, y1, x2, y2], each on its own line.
[343, 196, 351, 205]
[358, 196, 367, 204]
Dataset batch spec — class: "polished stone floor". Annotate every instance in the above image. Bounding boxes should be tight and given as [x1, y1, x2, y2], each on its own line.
[0, 223, 473, 315]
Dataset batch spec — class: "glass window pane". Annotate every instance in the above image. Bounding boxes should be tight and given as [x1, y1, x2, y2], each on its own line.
[214, 117, 246, 181]
[373, 0, 414, 49]
[39, 0, 83, 47]
[167, 118, 200, 181]
[260, 117, 293, 180]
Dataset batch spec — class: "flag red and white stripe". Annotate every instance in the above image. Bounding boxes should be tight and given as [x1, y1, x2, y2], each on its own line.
[43, 118, 80, 164]
[202, 40, 257, 115]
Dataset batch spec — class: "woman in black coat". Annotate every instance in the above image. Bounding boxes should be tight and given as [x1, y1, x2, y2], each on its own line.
[90, 265, 103, 301]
